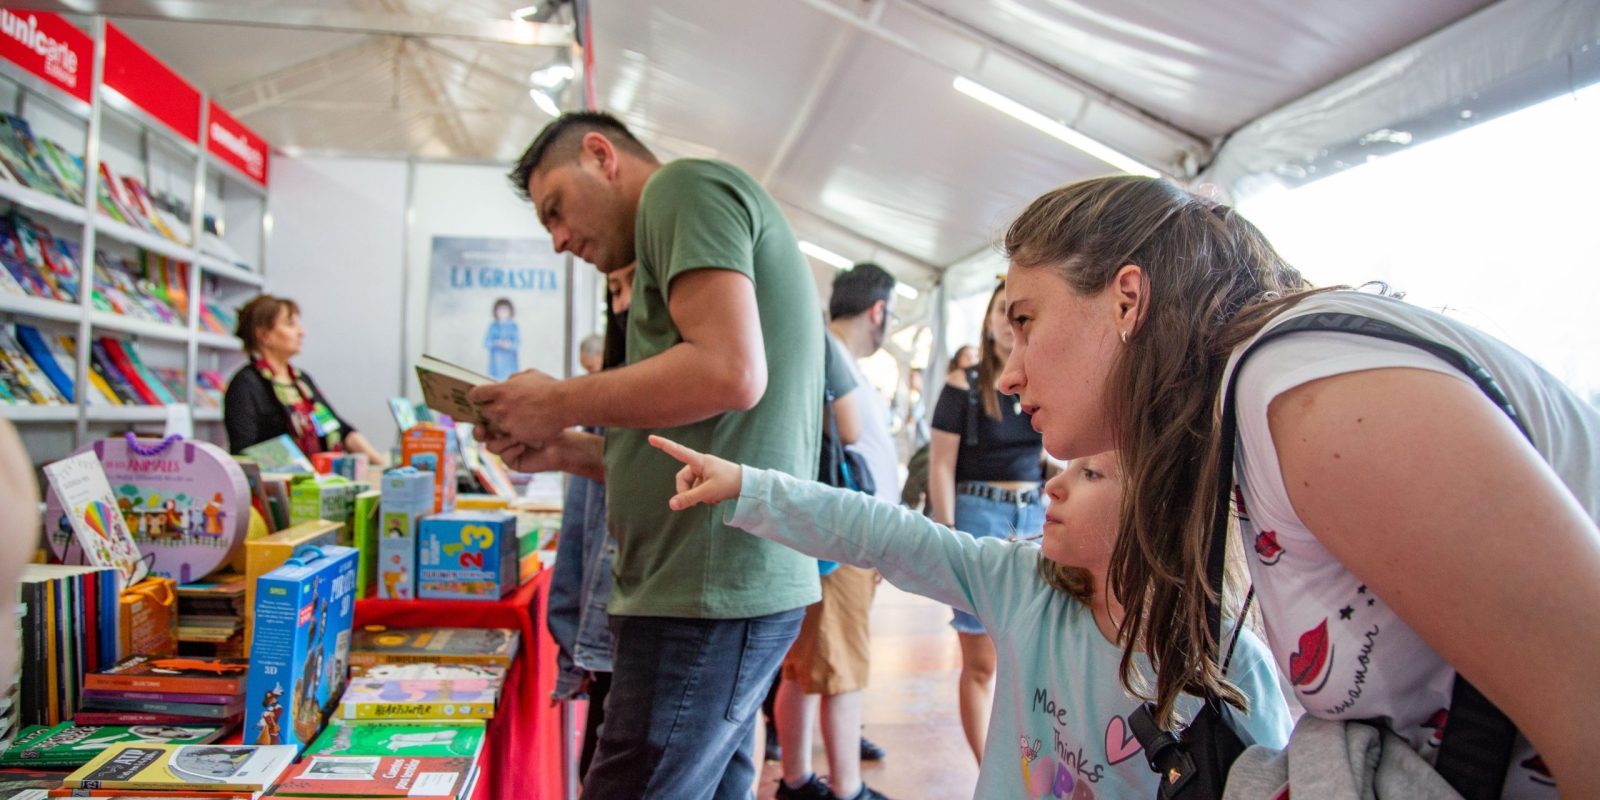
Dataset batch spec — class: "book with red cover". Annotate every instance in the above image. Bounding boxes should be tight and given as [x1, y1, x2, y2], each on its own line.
[270, 756, 473, 798]
[88, 339, 147, 405]
[85, 656, 249, 696]
[97, 338, 164, 405]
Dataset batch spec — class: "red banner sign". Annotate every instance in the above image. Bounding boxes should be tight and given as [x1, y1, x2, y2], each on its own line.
[0, 9, 90, 104]
[205, 100, 268, 187]
[103, 23, 199, 143]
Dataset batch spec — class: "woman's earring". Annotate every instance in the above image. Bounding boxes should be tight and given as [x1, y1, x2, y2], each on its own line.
[1120, 330, 1129, 344]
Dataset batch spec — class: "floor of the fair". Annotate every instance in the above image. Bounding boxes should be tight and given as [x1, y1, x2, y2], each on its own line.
[754, 581, 980, 800]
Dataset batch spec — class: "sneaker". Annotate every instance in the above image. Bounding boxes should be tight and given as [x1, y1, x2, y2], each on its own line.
[833, 783, 892, 800]
[858, 735, 886, 761]
[775, 775, 832, 800]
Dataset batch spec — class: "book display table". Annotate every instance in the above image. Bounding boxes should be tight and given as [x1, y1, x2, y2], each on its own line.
[353, 569, 560, 800]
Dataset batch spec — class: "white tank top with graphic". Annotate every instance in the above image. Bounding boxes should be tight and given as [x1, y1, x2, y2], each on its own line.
[1224, 291, 1599, 798]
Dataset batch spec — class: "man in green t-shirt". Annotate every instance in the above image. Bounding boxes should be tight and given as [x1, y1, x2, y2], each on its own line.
[470, 112, 824, 797]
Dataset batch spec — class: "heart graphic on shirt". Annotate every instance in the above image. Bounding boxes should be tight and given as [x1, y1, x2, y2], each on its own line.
[1254, 530, 1284, 565]
[1103, 715, 1142, 765]
[1288, 619, 1334, 695]
[1521, 755, 1555, 786]
[1420, 708, 1448, 747]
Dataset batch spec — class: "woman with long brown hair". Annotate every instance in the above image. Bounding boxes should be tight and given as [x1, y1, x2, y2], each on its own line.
[996, 175, 1599, 797]
[928, 281, 1045, 762]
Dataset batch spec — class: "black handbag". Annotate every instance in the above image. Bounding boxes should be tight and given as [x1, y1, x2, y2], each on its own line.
[1130, 310, 1520, 799]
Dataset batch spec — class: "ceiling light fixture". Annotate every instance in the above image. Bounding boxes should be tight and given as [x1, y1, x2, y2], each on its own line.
[510, 5, 541, 20]
[530, 63, 576, 89]
[895, 283, 920, 300]
[798, 241, 853, 270]
[529, 88, 561, 117]
[952, 76, 1157, 177]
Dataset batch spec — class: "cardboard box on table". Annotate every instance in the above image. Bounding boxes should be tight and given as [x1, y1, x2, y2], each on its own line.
[377, 468, 434, 600]
[243, 544, 357, 753]
[400, 424, 456, 514]
[418, 511, 519, 601]
[288, 474, 358, 544]
[244, 520, 340, 649]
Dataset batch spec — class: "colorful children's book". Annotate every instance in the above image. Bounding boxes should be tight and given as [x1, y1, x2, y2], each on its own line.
[268, 755, 474, 798]
[306, 721, 486, 759]
[350, 628, 519, 668]
[62, 743, 297, 790]
[243, 545, 357, 753]
[347, 663, 506, 682]
[1, 722, 225, 768]
[417, 512, 520, 601]
[240, 434, 313, 474]
[334, 677, 498, 721]
[85, 656, 249, 696]
[40, 452, 148, 590]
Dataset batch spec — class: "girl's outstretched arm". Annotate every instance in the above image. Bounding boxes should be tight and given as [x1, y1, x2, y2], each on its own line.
[651, 435, 1044, 630]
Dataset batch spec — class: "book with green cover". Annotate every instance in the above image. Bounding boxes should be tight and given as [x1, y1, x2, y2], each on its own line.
[306, 721, 486, 759]
[241, 435, 314, 474]
[0, 721, 224, 768]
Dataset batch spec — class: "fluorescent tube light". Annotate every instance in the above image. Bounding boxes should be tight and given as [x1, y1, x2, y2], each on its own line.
[953, 76, 1157, 177]
[799, 241, 853, 270]
[511, 5, 541, 20]
[530, 64, 575, 89]
[529, 89, 560, 117]
[895, 283, 919, 300]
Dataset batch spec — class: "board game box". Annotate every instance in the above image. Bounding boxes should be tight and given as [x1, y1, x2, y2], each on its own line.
[417, 511, 518, 601]
[377, 468, 434, 601]
[243, 545, 357, 752]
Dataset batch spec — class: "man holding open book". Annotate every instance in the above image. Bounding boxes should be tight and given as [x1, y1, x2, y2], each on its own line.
[469, 111, 824, 798]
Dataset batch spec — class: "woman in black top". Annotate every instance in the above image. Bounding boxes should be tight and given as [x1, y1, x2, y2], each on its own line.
[223, 295, 386, 466]
[929, 281, 1045, 762]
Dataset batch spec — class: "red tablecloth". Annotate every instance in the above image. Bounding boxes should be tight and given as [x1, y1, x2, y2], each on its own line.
[354, 569, 561, 800]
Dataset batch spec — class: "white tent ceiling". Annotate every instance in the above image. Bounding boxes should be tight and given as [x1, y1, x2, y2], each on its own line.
[33, 0, 1600, 298]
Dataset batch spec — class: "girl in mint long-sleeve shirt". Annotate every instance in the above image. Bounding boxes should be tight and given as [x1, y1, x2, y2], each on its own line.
[651, 436, 1290, 799]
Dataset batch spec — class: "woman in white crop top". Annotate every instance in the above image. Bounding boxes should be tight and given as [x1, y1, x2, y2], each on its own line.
[989, 175, 1600, 798]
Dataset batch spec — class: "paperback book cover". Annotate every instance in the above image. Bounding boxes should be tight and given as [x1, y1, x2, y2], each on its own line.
[63, 743, 297, 790]
[269, 755, 473, 798]
[306, 722, 486, 759]
[40, 452, 148, 590]
[414, 355, 492, 426]
[72, 711, 242, 728]
[350, 628, 518, 668]
[334, 678, 498, 721]
[77, 698, 241, 720]
[347, 663, 506, 682]
[1, 722, 224, 768]
[85, 656, 249, 696]
[241, 434, 314, 474]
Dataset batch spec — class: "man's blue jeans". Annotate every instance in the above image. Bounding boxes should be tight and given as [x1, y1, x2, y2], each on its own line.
[581, 608, 805, 799]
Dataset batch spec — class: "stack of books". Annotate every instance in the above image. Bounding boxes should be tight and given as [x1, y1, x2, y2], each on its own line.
[0, 323, 71, 407]
[78, 656, 248, 731]
[0, 212, 79, 303]
[334, 663, 505, 723]
[175, 575, 247, 658]
[0, 113, 83, 203]
[17, 565, 121, 727]
[0, 720, 226, 770]
[2, 604, 19, 749]
[60, 742, 297, 797]
[0, 322, 196, 410]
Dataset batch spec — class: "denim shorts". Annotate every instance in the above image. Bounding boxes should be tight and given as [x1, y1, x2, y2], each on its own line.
[950, 490, 1044, 635]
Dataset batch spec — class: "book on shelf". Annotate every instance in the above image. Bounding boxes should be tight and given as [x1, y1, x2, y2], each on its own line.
[99, 338, 172, 405]
[1, 721, 225, 769]
[85, 657, 249, 697]
[87, 339, 144, 405]
[14, 323, 77, 403]
[17, 566, 120, 728]
[306, 721, 486, 759]
[414, 355, 494, 427]
[62, 743, 297, 791]
[0, 328, 66, 405]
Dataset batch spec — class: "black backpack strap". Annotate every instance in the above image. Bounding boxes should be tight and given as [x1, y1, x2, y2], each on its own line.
[1223, 310, 1518, 798]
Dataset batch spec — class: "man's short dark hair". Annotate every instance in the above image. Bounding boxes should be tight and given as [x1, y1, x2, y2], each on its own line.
[828, 262, 897, 320]
[507, 111, 657, 202]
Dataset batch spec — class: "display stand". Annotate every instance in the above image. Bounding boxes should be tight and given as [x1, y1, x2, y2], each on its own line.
[0, 11, 270, 463]
[353, 569, 562, 800]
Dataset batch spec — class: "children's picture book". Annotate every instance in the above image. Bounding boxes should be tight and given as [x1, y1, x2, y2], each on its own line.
[85, 656, 249, 696]
[240, 434, 313, 474]
[306, 721, 486, 759]
[335, 678, 498, 721]
[62, 743, 297, 790]
[350, 628, 519, 668]
[414, 355, 493, 426]
[1, 721, 225, 768]
[40, 451, 148, 590]
[244, 545, 357, 753]
[417, 512, 519, 601]
[44, 437, 251, 585]
[387, 397, 419, 432]
[347, 663, 506, 682]
[269, 755, 473, 798]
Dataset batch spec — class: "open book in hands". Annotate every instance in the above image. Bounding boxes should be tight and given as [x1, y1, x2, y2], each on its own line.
[415, 354, 494, 426]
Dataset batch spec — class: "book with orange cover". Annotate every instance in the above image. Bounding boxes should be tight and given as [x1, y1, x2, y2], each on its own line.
[85, 656, 249, 696]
